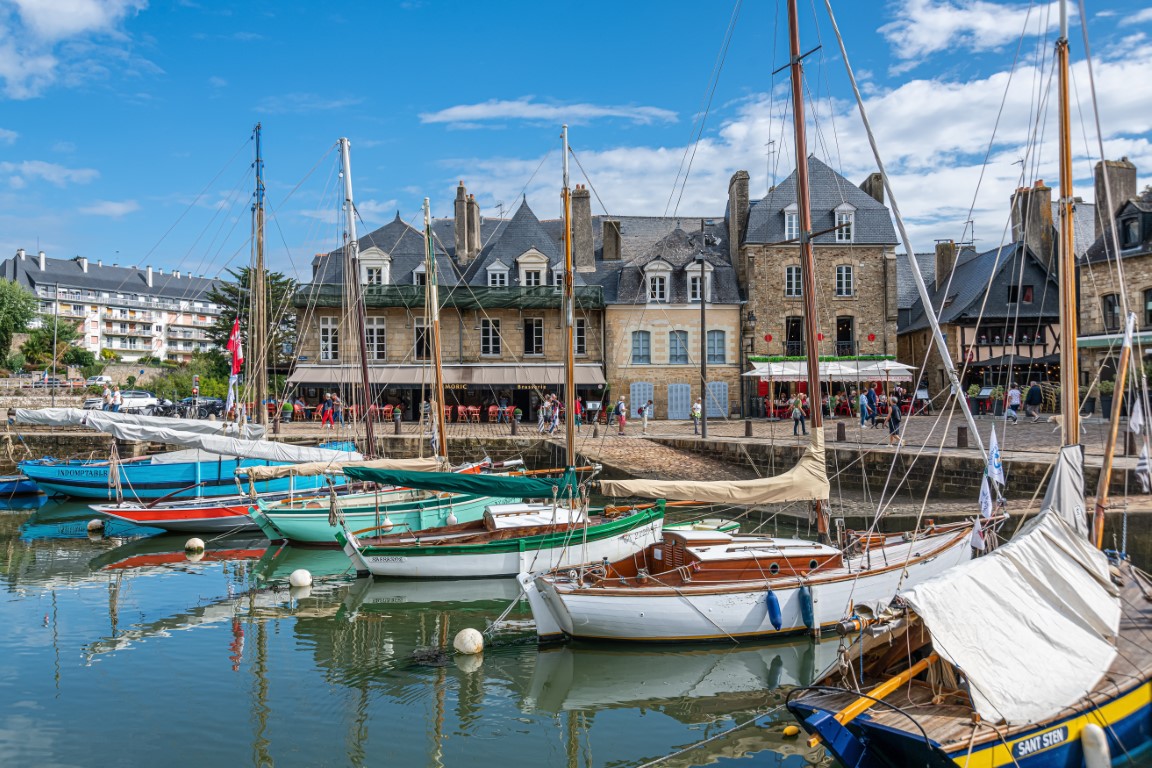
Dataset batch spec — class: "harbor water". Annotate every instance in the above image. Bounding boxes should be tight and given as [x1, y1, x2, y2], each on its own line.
[1, 498, 830, 767]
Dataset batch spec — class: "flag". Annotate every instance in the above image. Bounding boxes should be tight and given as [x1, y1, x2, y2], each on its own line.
[979, 474, 994, 519]
[969, 517, 986, 551]
[226, 317, 244, 376]
[1137, 443, 1151, 494]
[225, 373, 238, 416]
[987, 428, 1006, 487]
[1130, 398, 1145, 435]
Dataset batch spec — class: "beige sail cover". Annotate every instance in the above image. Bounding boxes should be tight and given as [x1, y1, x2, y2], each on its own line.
[238, 457, 443, 482]
[598, 429, 829, 504]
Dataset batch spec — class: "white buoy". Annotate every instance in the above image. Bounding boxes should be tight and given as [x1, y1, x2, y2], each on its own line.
[453, 627, 484, 655]
[289, 568, 313, 588]
[87, 519, 105, 533]
[446, 511, 459, 526]
[185, 537, 205, 552]
[380, 517, 394, 532]
[1082, 724, 1111, 768]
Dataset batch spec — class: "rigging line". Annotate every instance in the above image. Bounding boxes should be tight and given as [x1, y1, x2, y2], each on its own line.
[567, 147, 613, 218]
[663, 0, 743, 219]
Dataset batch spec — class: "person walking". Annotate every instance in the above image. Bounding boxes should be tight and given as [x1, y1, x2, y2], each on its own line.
[110, 385, 123, 413]
[886, 392, 904, 445]
[319, 393, 334, 430]
[615, 396, 627, 435]
[548, 396, 560, 435]
[329, 392, 344, 426]
[574, 396, 583, 430]
[865, 384, 879, 427]
[101, 383, 112, 411]
[1025, 381, 1043, 421]
[790, 393, 808, 436]
[691, 398, 703, 435]
[858, 389, 870, 428]
[1006, 383, 1022, 425]
[640, 399, 653, 434]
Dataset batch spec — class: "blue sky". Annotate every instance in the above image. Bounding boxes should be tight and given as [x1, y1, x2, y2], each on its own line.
[1, 0, 1150, 281]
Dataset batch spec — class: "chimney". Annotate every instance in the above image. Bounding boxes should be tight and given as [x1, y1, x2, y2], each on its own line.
[1094, 157, 1138, 241]
[572, 184, 595, 272]
[727, 170, 750, 285]
[466, 194, 481, 260]
[934, 240, 957, 292]
[79, 256, 88, 273]
[174, 270, 181, 278]
[602, 220, 622, 261]
[16, 248, 25, 260]
[146, 265, 153, 287]
[454, 181, 471, 266]
[1011, 180, 1054, 264]
[38, 250, 45, 270]
[97, 259, 102, 268]
[157, 267, 164, 275]
[859, 172, 885, 204]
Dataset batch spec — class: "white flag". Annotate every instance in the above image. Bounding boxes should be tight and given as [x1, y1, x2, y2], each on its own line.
[225, 373, 238, 415]
[987, 428, 1006, 487]
[979, 474, 994, 519]
[1130, 398, 1145, 435]
[969, 518, 986, 551]
[1137, 443, 1151, 494]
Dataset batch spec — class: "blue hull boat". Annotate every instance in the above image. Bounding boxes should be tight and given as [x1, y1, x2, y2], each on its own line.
[18, 449, 352, 502]
[0, 475, 40, 496]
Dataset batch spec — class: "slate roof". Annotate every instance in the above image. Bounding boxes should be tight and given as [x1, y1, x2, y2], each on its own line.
[744, 156, 897, 246]
[895, 252, 937, 311]
[0, 253, 219, 302]
[1052, 200, 1097, 258]
[606, 221, 739, 305]
[1084, 190, 1152, 263]
[902, 242, 1059, 332]
[459, 200, 576, 287]
[310, 212, 458, 286]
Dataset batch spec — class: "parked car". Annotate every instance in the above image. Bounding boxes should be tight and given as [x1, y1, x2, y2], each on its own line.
[83, 397, 103, 410]
[86, 375, 113, 387]
[32, 376, 63, 388]
[119, 390, 159, 412]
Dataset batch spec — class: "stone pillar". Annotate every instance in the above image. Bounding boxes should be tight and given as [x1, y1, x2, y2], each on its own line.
[727, 171, 750, 284]
[467, 194, 481, 260]
[934, 240, 956, 292]
[1094, 158, 1137, 241]
[572, 185, 594, 272]
[1010, 180, 1054, 264]
[858, 172, 884, 204]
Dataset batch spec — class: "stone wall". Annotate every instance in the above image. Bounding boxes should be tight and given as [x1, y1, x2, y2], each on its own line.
[1079, 252, 1152, 382]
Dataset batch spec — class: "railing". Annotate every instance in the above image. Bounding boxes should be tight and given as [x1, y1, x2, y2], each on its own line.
[835, 341, 858, 356]
[784, 341, 803, 356]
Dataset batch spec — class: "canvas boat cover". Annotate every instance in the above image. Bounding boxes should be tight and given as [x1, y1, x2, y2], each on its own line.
[16, 409, 361, 465]
[482, 503, 587, 530]
[1041, 444, 1089, 537]
[14, 408, 266, 439]
[902, 484, 1120, 724]
[239, 456, 442, 481]
[598, 428, 829, 504]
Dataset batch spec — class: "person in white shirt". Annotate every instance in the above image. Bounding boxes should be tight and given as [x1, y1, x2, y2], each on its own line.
[1006, 383, 1022, 424]
[111, 385, 123, 413]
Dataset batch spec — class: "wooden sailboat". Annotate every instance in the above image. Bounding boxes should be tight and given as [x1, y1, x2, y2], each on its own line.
[336, 126, 665, 578]
[786, 2, 1152, 764]
[518, 2, 977, 644]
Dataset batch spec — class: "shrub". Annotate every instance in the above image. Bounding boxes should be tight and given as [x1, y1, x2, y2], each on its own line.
[1098, 380, 1116, 396]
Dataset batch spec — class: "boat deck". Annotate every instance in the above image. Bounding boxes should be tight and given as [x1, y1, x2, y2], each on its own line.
[798, 564, 1152, 751]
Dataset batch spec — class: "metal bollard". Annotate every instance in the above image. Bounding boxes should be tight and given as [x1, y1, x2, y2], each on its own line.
[510, 417, 518, 435]
[957, 425, 968, 449]
[745, 419, 753, 438]
[1127, 431, 1137, 456]
[394, 412, 402, 435]
[836, 421, 846, 442]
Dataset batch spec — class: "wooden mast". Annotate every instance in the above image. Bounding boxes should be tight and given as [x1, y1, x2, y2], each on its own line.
[787, 0, 829, 541]
[424, 197, 449, 463]
[1055, 0, 1080, 447]
[338, 138, 377, 457]
[250, 123, 268, 426]
[561, 125, 576, 483]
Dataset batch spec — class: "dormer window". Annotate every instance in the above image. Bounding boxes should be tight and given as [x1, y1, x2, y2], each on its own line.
[487, 259, 510, 288]
[784, 203, 799, 241]
[644, 260, 672, 303]
[552, 268, 564, 290]
[516, 248, 549, 287]
[835, 203, 856, 243]
[360, 247, 391, 285]
[412, 263, 427, 286]
[366, 266, 385, 285]
[687, 260, 714, 303]
[1123, 217, 1140, 248]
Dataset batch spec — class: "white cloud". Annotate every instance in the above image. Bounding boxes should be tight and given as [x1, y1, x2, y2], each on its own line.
[0, 159, 98, 186]
[1133, 8, 1152, 23]
[257, 92, 363, 114]
[0, 0, 149, 98]
[880, 0, 1063, 67]
[0, 127, 16, 143]
[79, 199, 139, 217]
[420, 97, 678, 127]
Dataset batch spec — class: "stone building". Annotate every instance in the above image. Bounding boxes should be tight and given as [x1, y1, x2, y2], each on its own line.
[588, 217, 743, 420]
[1078, 157, 1151, 383]
[0, 249, 222, 363]
[726, 157, 899, 411]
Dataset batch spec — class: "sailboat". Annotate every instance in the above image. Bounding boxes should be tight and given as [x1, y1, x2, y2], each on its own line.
[518, 2, 979, 644]
[244, 139, 517, 545]
[785, 1, 1152, 764]
[337, 126, 666, 578]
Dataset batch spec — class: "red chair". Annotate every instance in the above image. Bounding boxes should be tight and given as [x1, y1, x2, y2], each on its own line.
[487, 405, 499, 422]
[381, 404, 394, 420]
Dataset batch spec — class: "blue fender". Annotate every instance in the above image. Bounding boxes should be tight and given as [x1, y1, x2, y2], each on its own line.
[799, 584, 815, 630]
[766, 590, 783, 630]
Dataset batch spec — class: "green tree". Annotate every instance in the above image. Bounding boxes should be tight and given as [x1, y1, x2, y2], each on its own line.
[20, 314, 83, 368]
[0, 281, 38, 357]
[207, 267, 298, 366]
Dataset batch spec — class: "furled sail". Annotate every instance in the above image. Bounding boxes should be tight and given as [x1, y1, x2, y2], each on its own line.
[239, 456, 442, 482]
[901, 510, 1120, 724]
[1041, 444, 1089, 537]
[13, 408, 266, 439]
[597, 428, 829, 504]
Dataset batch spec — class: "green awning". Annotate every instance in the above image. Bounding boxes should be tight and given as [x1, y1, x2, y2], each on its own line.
[1077, 332, 1152, 349]
[342, 466, 579, 499]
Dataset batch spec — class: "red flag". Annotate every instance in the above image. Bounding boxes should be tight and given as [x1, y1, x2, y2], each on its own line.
[226, 318, 244, 375]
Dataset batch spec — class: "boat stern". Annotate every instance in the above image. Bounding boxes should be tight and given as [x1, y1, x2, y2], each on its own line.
[518, 572, 568, 642]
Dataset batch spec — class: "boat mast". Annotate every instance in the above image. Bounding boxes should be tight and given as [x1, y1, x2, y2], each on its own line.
[562, 125, 576, 483]
[424, 197, 449, 463]
[1055, 0, 1079, 447]
[338, 138, 377, 457]
[250, 123, 268, 427]
[787, 0, 829, 541]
